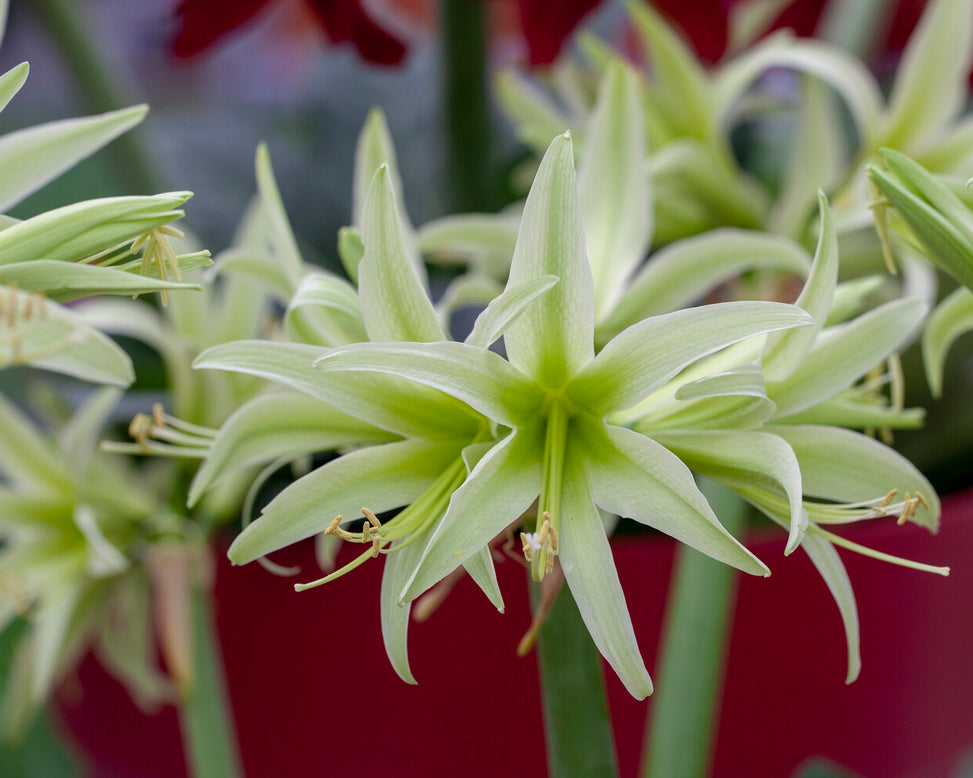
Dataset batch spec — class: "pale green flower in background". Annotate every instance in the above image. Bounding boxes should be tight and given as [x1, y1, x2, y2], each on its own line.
[0, 59, 210, 385]
[0, 387, 186, 735]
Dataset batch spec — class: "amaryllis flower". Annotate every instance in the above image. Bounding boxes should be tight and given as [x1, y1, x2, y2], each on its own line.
[171, 0, 407, 65]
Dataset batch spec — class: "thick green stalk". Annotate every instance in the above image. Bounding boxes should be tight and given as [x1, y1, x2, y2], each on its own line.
[535, 583, 619, 778]
[178, 585, 243, 778]
[641, 479, 746, 778]
[25, 0, 161, 194]
[440, 0, 493, 212]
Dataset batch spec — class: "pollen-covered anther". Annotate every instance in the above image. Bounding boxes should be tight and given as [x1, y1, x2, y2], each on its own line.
[128, 412, 154, 453]
[897, 492, 923, 526]
[324, 514, 367, 543]
[152, 402, 167, 428]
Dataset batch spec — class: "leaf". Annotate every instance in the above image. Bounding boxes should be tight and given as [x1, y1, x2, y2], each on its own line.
[188, 390, 397, 506]
[0, 62, 29, 115]
[881, 0, 973, 149]
[597, 229, 811, 341]
[580, 419, 769, 576]
[227, 439, 463, 564]
[653, 429, 808, 554]
[767, 424, 940, 530]
[504, 133, 595, 389]
[922, 286, 973, 397]
[0, 105, 147, 213]
[254, 144, 304, 292]
[314, 341, 545, 428]
[579, 61, 651, 321]
[195, 340, 480, 440]
[357, 166, 443, 343]
[762, 192, 838, 381]
[465, 275, 558, 348]
[570, 301, 812, 416]
[401, 427, 544, 602]
[766, 298, 927, 418]
[559, 443, 653, 699]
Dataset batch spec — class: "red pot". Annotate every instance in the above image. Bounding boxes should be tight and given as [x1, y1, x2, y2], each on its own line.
[58, 489, 973, 777]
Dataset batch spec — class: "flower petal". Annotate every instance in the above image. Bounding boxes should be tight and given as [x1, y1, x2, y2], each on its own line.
[581, 419, 768, 576]
[0, 105, 147, 213]
[766, 424, 940, 531]
[400, 427, 543, 602]
[314, 341, 545, 428]
[801, 532, 861, 684]
[653, 429, 807, 555]
[381, 537, 425, 684]
[767, 297, 927, 418]
[579, 61, 651, 321]
[188, 390, 397, 507]
[358, 165, 443, 342]
[194, 340, 479, 440]
[0, 62, 29, 113]
[559, 443, 653, 699]
[465, 275, 558, 348]
[597, 229, 811, 341]
[762, 192, 838, 381]
[570, 301, 812, 416]
[504, 133, 594, 388]
[922, 286, 973, 397]
[227, 439, 462, 564]
[254, 144, 304, 292]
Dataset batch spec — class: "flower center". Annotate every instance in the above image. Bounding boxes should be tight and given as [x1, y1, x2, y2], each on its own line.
[530, 395, 571, 582]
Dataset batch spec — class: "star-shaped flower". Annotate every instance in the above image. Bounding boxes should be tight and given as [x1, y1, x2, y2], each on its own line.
[308, 133, 813, 697]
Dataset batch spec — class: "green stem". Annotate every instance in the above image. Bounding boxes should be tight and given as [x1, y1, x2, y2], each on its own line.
[440, 0, 493, 212]
[535, 583, 619, 778]
[178, 584, 243, 778]
[640, 479, 746, 778]
[25, 0, 162, 194]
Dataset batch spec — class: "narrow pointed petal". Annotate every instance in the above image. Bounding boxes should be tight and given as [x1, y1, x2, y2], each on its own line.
[762, 192, 838, 381]
[570, 301, 812, 416]
[559, 444, 653, 699]
[767, 298, 927, 418]
[0, 260, 200, 302]
[597, 229, 810, 342]
[799, 533, 861, 684]
[463, 547, 504, 613]
[0, 62, 29, 114]
[504, 133, 594, 388]
[400, 427, 543, 602]
[59, 387, 121, 476]
[29, 318, 134, 387]
[767, 424, 940, 531]
[195, 340, 479, 440]
[0, 392, 67, 490]
[580, 418, 768, 576]
[653, 429, 807, 555]
[381, 537, 425, 684]
[358, 166, 443, 343]
[465, 275, 558, 348]
[923, 287, 973, 397]
[189, 390, 397, 506]
[579, 62, 651, 321]
[227, 439, 462, 565]
[0, 105, 147, 213]
[353, 108, 412, 234]
[314, 341, 545, 428]
[882, 0, 973, 149]
[255, 144, 304, 292]
[284, 271, 367, 347]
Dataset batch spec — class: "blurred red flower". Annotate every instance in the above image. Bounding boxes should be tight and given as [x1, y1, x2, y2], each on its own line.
[171, 0, 407, 65]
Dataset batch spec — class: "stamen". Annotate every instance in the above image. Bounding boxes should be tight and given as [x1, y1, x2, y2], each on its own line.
[867, 176, 898, 275]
